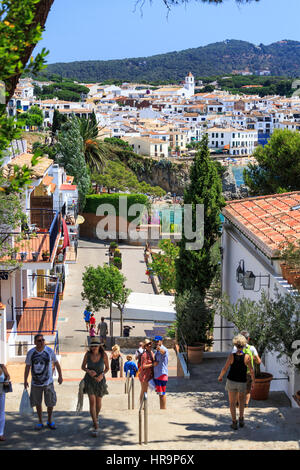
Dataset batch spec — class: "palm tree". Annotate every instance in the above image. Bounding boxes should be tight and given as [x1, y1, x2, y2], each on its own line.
[78, 114, 112, 172]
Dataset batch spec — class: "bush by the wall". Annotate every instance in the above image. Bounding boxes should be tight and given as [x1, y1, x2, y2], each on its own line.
[83, 193, 149, 222]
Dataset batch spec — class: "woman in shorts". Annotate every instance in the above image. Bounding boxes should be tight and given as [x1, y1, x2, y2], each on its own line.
[218, 334, 255, 430]
[138, 339, 155, 405]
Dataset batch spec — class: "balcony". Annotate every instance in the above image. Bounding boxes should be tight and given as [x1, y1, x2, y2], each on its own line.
[0, 210, 61, 265]
[13, 279, 60, 333]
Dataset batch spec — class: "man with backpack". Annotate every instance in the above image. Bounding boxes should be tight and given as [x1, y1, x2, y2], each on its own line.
[233, 330, 261, 407]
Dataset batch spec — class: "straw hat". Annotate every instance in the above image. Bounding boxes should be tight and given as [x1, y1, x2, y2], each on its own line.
[143, 338, 152, 347]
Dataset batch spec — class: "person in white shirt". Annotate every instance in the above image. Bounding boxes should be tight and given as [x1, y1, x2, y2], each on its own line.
[24, 334, 63, 430]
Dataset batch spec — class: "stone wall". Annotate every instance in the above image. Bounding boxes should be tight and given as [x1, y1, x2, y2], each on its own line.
[115, 336, 176, 350]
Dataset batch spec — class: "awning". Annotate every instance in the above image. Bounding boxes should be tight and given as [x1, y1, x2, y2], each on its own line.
[111, 292, 175, 323]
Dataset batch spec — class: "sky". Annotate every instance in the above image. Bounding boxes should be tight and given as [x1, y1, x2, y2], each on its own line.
[35, 0, 300, 64]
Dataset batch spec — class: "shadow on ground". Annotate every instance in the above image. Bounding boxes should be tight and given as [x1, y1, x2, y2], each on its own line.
[2, 412, 134, 450]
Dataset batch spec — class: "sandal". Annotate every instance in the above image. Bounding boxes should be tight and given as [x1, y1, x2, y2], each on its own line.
[230, 421, 238, 430]
[47, 421, 56, 430]
[239, 417, 245, 428]
[91, 428, 99, 437]
[35, 423, 44, 430]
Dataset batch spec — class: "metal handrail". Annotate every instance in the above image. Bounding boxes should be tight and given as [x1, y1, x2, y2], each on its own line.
[177, 327, 189, 373]
[127, 375, 135, 410]
[139, 392, 148, 445]
[124, 371, 130, 394]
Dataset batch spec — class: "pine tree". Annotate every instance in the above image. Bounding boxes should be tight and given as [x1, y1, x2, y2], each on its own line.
[175, 135, 225, 295]
[56, 116, 91, 209]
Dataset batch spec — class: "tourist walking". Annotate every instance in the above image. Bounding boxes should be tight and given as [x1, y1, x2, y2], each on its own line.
[81, 338, 109, 437]
[0, 363, 10, 441]
[24, 334, 63, 430]
[233, 330, 261, 408]
[89, 324, 96, 339]
[97, 317, 108, 345]
[89, 313, 96, 328]
[124, 355, 138, 378]
[218, 334, 255, 430]
[153, 336, 169, 410]
[110, 344, 122, 378]
[83, 307, 91, 332]
[135, 341, 144, 377]
[139, 339, 155, 405]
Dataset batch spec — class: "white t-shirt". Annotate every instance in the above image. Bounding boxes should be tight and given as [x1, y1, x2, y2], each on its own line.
[232, 344, 258, 356]
[26, 346, 57, 387]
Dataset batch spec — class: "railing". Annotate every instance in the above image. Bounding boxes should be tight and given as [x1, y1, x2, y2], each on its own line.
[15, 279, 60, 333]
[9, 330, 59, 356]
[52, 279, 60, 333]
[26, 209, 57, 231]
[124, 372, 135, 410]
[177, 327, 189, 374]
[139, 392, 148, 445]
[49, 211, 60, 258]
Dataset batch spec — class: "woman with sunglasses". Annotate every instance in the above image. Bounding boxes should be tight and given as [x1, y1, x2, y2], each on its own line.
[81, 338, 109, 437]
[138, 339, 155, 405]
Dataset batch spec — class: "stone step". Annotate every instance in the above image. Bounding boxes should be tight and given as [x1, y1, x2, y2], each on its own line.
[2, 406, 300, 450]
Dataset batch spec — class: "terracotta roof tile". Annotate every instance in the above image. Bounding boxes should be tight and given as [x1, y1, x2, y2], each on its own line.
[223, 191, 300, 257]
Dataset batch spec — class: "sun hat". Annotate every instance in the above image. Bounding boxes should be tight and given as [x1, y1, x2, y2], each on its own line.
[143, 338, 152, 346]
[90, 338, 101, 345]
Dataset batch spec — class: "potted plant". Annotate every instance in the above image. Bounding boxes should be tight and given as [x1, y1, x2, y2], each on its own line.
[42, 250, 50, 261]
[109, 241, 118, 254]
[20, 252, 27, 261]
[175, 289, 214, 364]
[113, 257, 122, 270]
[266, 290, 300, 406]
[220, 291, 275, 400]
[279, 241, 300, 282]
[114, 249, 122, 259]
[31, 251, 39, 261]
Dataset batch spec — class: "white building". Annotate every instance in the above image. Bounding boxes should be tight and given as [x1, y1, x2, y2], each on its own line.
[207, 126, 258, 156]
[218, 192, 300, 406]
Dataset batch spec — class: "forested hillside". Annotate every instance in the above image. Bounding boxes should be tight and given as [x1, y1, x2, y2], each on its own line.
[41, 40, 300, 82]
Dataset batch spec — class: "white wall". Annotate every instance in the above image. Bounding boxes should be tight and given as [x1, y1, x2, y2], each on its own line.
[219, 221, 298, 403]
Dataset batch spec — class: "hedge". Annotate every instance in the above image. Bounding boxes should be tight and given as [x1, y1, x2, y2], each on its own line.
[83, 193, 149, 222]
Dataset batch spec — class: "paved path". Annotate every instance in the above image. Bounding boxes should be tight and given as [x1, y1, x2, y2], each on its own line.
[58, 240, 155, 353]
[4, 240, 300, 450]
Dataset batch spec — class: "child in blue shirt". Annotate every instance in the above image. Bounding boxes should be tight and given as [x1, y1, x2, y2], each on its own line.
[124, 355, 138, 378]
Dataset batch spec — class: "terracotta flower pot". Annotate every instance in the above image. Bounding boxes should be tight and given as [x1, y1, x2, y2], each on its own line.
[280, 263, 288, 279]
[286, 269, 298, 285]
[187, 344, 205, 364]
[251, 372, 273, 400]
[292, 276, 300, 289]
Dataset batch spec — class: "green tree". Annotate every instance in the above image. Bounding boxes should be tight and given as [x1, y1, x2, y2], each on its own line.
[175, 135, 225, 295]
[17, 105, 44, 129]
[78, 115, 112, 172]
[175, 289, 214, 347]
[51, 108, 67, 136]
[81, 264, 131, 336]
[148, 239, 179, 294]
[56, 116, 91, 208]
[220, 291, 278, 375]
[244, 129, 300, 195]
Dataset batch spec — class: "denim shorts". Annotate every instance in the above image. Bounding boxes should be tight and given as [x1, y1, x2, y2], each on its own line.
[30, 383, 57, 407]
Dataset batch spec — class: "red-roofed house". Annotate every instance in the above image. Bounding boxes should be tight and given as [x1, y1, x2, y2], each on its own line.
[216, 191, 300, 404]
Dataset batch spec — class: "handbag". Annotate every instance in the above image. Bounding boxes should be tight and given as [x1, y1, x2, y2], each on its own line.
[3, 381, 13, 393]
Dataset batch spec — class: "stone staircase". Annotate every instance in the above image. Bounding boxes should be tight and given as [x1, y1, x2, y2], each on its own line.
[2, 353, 300, 450]
[3, 370, 300, 450]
